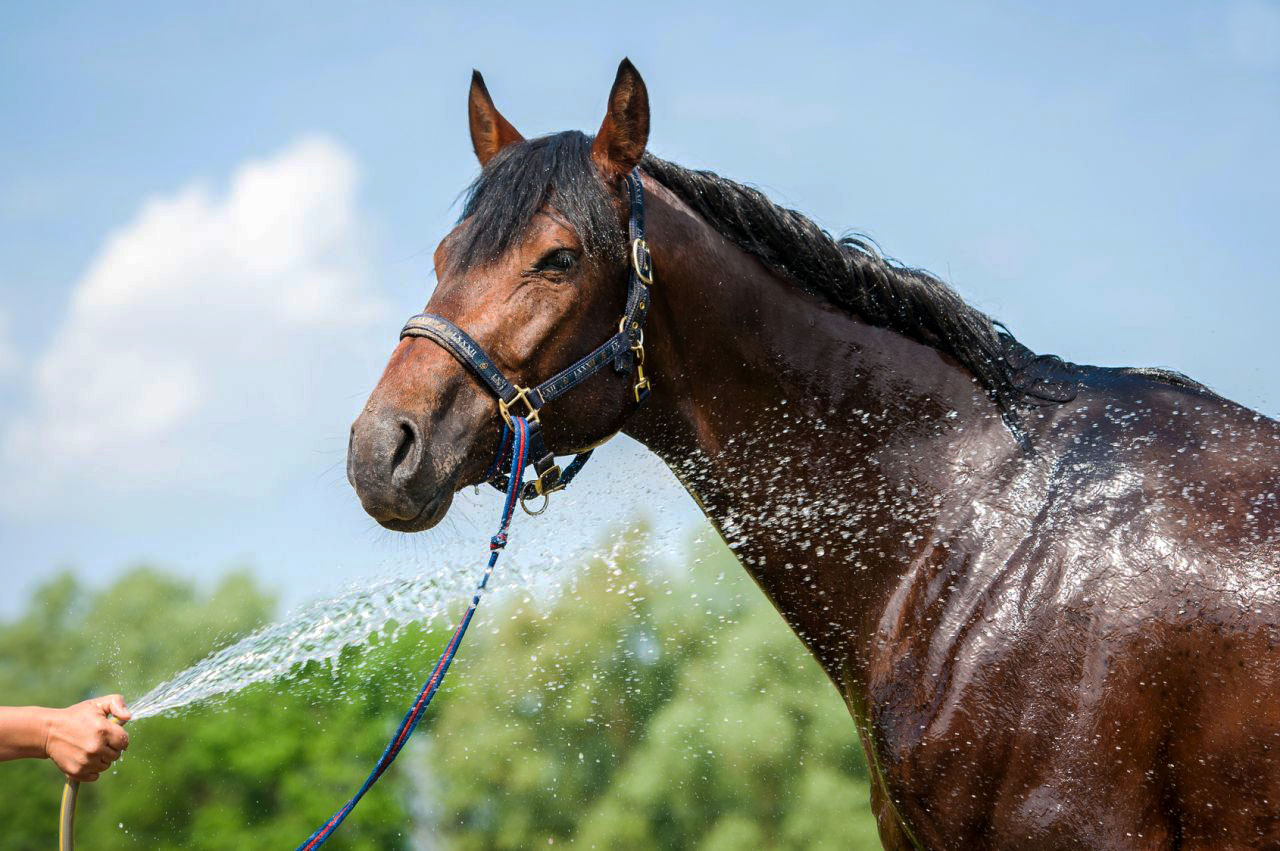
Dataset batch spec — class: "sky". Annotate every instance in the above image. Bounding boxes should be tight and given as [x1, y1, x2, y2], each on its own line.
[2, 1, 1278, 614]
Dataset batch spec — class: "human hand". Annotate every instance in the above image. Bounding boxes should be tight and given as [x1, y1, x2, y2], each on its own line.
[44, 695, 131, 782]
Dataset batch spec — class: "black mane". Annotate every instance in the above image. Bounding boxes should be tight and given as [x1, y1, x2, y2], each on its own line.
[454, 131, 1205, 412]
[637, 153, 1076, 410]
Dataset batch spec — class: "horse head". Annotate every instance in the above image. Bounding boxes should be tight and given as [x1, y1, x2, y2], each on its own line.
[348, 60, 652, 531]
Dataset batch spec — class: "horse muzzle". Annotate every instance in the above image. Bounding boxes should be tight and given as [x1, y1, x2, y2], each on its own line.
[347, 406, 459, 532]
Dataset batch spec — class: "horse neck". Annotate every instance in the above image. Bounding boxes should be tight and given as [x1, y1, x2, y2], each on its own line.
[624, 178, 1017, 684]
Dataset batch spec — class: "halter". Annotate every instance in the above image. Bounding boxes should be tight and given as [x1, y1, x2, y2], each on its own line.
[288, 171, 654, 849]
[399, 168, 654, 514]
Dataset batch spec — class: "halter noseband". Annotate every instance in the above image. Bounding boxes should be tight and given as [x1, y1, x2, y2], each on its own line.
[399, 168, 654, 514]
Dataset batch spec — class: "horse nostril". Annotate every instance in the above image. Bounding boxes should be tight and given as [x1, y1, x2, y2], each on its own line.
[390, 420, 419, 478]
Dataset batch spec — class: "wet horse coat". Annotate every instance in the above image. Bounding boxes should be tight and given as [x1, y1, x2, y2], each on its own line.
[347, 61, 1280, 848]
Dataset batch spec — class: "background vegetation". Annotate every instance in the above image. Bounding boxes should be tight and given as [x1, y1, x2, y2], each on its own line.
[0, 535, 881, 849]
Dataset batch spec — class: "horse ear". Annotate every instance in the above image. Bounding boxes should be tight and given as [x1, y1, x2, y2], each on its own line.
[468, 70, 524, 167]
[591, 58, 650, 182]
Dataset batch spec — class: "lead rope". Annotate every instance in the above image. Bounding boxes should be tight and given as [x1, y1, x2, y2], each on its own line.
[296, 416, 533, 850]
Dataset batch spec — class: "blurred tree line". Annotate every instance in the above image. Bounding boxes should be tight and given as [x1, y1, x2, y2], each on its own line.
[0, 533, 880, 849]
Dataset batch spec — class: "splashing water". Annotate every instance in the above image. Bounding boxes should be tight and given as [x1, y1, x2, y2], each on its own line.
[130, 569, 477, 719]
[127, 440, 698, 720]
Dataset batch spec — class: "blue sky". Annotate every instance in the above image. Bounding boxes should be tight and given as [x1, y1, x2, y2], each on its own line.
[2, 1, 1278, 613]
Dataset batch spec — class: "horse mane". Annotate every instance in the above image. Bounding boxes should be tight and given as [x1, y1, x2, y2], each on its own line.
[638, 153, 1078, 410]
[453, 131, 1208, 412]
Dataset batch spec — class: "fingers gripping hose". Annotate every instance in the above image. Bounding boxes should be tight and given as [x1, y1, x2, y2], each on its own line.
[57, 715, 122, 851]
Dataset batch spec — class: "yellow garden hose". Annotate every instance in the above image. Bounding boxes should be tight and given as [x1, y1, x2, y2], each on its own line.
[59, 778, 79, 851]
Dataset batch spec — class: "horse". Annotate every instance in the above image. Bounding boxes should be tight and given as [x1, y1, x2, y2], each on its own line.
[346, 60, 1280, 849]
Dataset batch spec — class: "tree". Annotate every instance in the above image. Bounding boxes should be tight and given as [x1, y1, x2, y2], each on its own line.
[429, 534, 881, 849]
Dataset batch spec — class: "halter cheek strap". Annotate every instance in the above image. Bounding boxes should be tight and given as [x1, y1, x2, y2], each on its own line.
[399, 168, 654, 514]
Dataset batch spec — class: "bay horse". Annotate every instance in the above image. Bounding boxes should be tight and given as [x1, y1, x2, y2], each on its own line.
[347, 60, 1280, 849]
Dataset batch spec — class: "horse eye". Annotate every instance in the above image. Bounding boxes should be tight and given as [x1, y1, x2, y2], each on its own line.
[537, 249, 578, 273]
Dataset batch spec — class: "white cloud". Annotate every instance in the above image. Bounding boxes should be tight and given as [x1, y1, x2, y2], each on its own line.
[1, 136, 388, 515]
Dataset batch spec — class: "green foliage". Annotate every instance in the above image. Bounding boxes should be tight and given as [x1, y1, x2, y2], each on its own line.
[0, 567, 428, 850]
[431, 535, 880, 849]
[0, 535, 881, 849]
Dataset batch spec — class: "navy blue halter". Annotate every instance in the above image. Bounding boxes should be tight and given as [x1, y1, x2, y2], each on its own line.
[399, 168, 654, 514]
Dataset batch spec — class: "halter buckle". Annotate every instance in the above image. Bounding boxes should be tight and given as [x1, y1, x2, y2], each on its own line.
[532, 464, 563, 497]
[633, 372, 651, 403]
[628, 327, 650, 402]
[518, 462, 563, 515]
[498, 386, 540, 428]
[631, 238, 654, 286]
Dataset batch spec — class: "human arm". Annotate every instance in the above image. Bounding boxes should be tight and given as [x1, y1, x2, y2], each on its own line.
[0, 695, 132, 781]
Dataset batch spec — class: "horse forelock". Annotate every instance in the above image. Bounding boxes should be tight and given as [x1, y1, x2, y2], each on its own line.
[449, 131, 625, 275]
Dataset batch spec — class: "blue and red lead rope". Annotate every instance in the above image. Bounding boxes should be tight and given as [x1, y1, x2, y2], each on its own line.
[481, 422, 514, 486]
[297, 417, 532, 851]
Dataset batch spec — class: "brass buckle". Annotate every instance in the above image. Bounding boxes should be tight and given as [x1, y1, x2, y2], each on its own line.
[629, 327, 650, 402]
[631, 238, 654, 286]
[518, 463, 562, 516]
[498, 385, 540, 428]
[633, 371, 650, 402]
[532, 463, 563, 497]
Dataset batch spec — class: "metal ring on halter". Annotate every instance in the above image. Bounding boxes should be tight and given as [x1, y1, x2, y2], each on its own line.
[520, 489, 551, 516]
